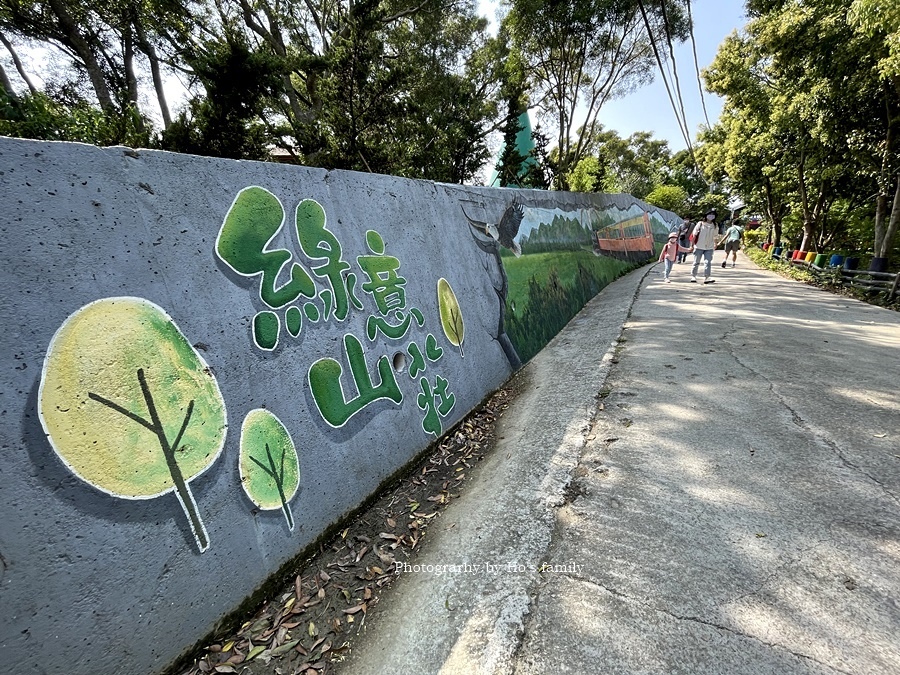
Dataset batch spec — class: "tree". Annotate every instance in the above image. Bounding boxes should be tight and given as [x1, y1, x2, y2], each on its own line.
[706, 0, 900, 261]
[215, 0, 499, 180]
[160, 33, 283, 160]
[644, 184, 687, 213]
[848, 0, 900, 263]
[0, 0, 192, 131]
[567, 156, 603, 193]
[504, 0, 690, 189]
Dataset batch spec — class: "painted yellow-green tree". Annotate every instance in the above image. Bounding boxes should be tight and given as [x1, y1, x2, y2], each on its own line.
[437, 278, 465, 357]
[39, 297, 228, 553]
[239, 409, 299, 530]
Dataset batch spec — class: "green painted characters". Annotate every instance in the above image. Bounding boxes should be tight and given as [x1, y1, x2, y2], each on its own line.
[218, 190, 461, 437]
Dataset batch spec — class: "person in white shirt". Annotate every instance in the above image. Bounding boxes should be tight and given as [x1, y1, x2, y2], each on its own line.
[690, 209, 721, 284]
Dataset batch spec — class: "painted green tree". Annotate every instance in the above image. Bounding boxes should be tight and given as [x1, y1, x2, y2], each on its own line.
[239, 409, 300, 530]
[38, 297, 228, 553]
[437, 278, 465, 357]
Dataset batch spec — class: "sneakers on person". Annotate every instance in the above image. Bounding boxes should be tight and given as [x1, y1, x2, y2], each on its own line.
[704, 278, 716, 284]
[665, 278, 671, 283]
[690, 276, 697, 283]
[721, 261, 726, 268]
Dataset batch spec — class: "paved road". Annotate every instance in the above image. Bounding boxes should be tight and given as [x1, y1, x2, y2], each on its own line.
[335, 252, 900, 675]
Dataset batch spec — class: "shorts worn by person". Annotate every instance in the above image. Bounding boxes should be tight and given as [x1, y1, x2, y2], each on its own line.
[658, 231, 694, 282]
[691, 209, 720, 284]
[720, 221, 744, 268]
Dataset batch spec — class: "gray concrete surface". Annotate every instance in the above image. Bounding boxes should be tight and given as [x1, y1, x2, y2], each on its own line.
[336, 251, 900, 674]
[0, 137, 686, 675]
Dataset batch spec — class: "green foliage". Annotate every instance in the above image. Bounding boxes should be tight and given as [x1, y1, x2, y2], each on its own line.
[849, 0, 900, 80]
[567, 157, 602, 193]
[503, 255, 635, 364]
[706, 0, 900, 260]
[0, 90, 150, 146]
[159, 37, 281, 160]
[505, 0, 691, 188]
[644, 184, 687, 213]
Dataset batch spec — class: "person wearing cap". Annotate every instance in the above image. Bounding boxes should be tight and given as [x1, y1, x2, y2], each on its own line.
[658, 229, 694, 283]
[690, 209, 721, 284]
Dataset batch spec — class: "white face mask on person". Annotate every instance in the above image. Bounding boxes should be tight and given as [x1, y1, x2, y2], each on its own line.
[706, 215, 715, 221]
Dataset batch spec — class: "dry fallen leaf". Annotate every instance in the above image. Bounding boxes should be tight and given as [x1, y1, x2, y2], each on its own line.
[343, 603, 366, 615]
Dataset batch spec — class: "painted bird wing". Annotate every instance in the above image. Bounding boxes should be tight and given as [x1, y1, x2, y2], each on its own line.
[497, 202, 524, 248]
[460, 206, 490, 236]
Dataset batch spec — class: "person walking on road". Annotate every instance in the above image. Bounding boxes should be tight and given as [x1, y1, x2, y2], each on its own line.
[658, 231, 694, 283]
[676, 218, 692, 263]
[691, 209, 721, 284]
[720, 219, 744, 268]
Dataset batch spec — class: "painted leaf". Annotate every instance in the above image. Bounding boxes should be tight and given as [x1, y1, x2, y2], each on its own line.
[39, 297, 228, 551]
[239, 409, 300, 530]
[437, 278, 465, 356]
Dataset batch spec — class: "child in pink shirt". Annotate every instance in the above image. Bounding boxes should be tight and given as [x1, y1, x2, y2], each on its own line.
[658, 231, 694, 283]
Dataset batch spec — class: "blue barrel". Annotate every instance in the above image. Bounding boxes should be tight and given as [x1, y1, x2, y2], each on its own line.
[829, 254, 844, 267]
[843, 257, 859, 271]
[773, 246, 783, 258]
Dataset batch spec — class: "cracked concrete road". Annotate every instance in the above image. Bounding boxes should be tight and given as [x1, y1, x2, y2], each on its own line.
[335, 252, 900, 675]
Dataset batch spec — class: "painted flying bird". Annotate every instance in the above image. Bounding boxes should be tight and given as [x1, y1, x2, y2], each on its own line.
[462, 202, 525, 257]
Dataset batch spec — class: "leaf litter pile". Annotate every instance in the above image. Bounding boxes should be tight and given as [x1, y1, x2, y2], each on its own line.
[175, 377, 522, 675]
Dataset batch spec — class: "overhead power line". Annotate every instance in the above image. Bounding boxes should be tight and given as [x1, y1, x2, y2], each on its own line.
[635, 0, 710, 187]
[687, 0, 712, 129]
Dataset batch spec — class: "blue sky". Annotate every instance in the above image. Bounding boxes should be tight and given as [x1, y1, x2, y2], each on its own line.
[479, 0, 749, 153]
[597, 0, 749, 151]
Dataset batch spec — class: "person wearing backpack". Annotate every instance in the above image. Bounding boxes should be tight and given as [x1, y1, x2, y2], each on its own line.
[690, 209, 721, 284]
[719, 219, 744, 268]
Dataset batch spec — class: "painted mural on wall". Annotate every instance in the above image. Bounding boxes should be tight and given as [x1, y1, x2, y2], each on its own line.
[36, 187, 467, 556]
[465, 200, 669, 365]
[38, 297, 228, 553]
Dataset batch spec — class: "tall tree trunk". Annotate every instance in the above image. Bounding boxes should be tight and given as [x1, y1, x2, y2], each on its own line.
[0, 59, 15, 99]
[123, 24, 139, 108]
[763, 178, 784, 247]
[134, 20, 171, 128]
[0, 31, 38, 94]
[237, 0, 307, 138]
[873, 85, 896, 259]
[46, 0, 116, 112]
[875, 175, 900, 259]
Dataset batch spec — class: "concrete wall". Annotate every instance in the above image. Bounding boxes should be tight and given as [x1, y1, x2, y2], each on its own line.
[0, 137, 681, 675]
